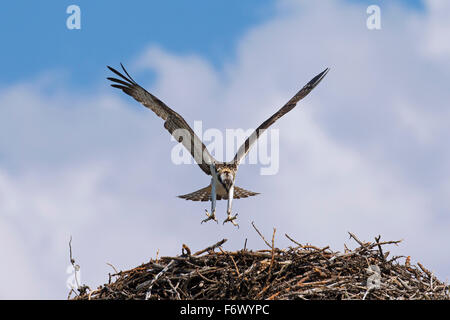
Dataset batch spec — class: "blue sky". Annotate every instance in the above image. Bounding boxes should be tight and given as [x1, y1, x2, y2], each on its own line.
[2, 0, 450, 299]
[0, 0, 275, 87]
[0, 0, 424, 87]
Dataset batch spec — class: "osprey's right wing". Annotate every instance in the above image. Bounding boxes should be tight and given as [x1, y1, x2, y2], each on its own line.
[107, 64, 215, 175]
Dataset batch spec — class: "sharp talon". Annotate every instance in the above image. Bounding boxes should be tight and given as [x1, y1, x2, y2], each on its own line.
[223, 213, 239, 228]
[201, 209, 217, 224]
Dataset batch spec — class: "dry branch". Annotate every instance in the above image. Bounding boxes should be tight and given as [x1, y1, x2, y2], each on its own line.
[74, 232, 449, 300]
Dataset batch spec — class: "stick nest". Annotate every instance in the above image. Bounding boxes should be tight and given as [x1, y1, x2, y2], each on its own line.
[73, 230, 449, 300]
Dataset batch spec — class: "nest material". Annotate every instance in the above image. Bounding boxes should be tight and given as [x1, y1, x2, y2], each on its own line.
[74, 231, 449, 300]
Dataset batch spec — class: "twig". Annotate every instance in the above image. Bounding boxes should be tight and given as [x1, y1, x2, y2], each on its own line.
[194, 239, 227, 256]
[145, 260, 176, 300]
[68, 236, 80, 293]
[266, 228, 277, 286]
[374, 235, 386, 262]
[285, 233, 302, 247]
[182, 244, 191, 256]
[106, 262, 119, 274]
[417, 262, 433, 279]
[219, 247, 240, 277]
[348, 232, 365, 247]
[252, 221, 271, 248]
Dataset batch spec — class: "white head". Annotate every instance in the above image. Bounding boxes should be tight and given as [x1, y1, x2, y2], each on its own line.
[217, 166, 235, 192]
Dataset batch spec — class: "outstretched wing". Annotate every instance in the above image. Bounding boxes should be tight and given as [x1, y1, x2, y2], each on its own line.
[232, 68, 329, 166]
[107, 64, 215, 175]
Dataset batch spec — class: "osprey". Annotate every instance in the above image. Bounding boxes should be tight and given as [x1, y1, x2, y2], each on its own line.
[107, 64, 329, 227]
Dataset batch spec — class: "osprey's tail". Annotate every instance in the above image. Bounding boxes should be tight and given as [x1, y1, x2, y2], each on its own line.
[178, 185, 259, 202]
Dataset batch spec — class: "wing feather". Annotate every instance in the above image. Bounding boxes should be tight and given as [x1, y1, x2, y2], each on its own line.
[107, 64, 215, 175]
[233, 68, 329, 165]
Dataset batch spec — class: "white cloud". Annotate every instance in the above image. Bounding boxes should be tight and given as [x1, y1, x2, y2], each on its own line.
[1, 0, 450, 298]
[0, 221, 45, 299]
[423, 0, 450, 58]
[135, 46, 221, 116]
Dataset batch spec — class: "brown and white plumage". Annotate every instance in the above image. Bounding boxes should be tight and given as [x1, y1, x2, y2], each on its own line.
[107, 63, 329, 226]
[178, 185, 259, 202]
[233, 68, 329, 165]
[107, 64, 214, 175]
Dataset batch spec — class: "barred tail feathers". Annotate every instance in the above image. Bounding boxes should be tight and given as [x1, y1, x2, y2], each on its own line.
[178, 185, 259, 201]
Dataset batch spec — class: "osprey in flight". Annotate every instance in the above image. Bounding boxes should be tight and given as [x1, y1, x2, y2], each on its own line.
[107, 64, 329, 227]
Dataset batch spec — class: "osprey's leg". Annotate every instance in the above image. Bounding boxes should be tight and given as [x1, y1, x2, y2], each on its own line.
[223, 185, 239, 227]
[202, 178, 217, 224]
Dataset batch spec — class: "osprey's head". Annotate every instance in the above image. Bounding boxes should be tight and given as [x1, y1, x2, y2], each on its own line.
[217, 166, 235, 192]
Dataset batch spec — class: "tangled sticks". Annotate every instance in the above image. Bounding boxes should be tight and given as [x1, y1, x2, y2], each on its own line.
[74, 228, 449, 300]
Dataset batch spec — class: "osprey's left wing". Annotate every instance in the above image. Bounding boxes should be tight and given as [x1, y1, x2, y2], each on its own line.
[107, 64, 215, 175]
[232, 67, 329, 166]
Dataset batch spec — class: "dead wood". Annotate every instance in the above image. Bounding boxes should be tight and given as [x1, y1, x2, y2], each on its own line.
[73, 231, 449, 300]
